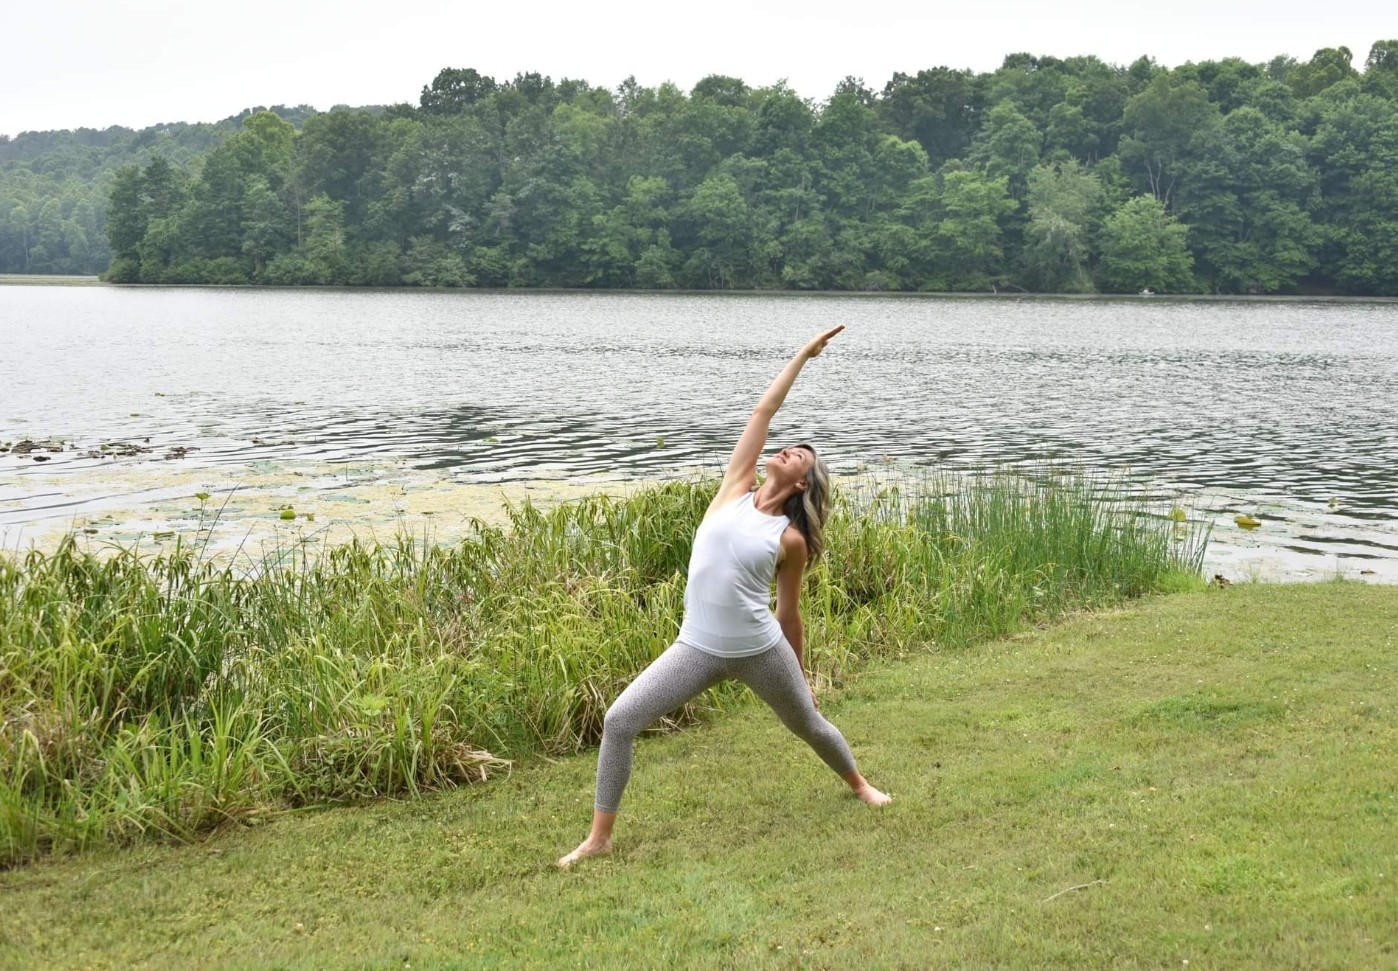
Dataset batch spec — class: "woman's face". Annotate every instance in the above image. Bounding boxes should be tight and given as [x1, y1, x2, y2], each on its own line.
[766, 445, 814, 487]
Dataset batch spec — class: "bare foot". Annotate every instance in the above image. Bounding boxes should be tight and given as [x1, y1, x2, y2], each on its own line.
[854, 784, 892, 806]
[557, 837, 613, 868]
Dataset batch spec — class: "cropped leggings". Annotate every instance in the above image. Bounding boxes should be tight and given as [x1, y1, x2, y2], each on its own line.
[594, 638, 858, 813]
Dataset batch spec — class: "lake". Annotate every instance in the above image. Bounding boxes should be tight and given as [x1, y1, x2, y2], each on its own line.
[2, 285, 1396, 581]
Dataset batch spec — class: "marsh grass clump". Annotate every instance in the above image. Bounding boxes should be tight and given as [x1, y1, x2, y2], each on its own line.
[0, 471, 1204, 865]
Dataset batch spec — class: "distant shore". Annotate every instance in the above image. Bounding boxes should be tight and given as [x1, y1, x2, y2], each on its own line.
[4, 275, 1398, 302]
[0, 273, 102, 286]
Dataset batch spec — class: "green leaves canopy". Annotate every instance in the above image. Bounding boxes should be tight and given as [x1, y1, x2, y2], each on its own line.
[7, 43, 1397, 293]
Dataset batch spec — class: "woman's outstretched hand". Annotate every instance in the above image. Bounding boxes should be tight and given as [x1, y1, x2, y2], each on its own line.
[802, 324, 845, 359]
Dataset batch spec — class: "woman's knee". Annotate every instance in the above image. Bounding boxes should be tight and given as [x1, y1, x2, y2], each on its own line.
[775, 703, 826, 739]
[799, 717, 856, 771]
[602, 698, 642, 739]
[793, 711, 850, 751]
[803, 713, 841, 743]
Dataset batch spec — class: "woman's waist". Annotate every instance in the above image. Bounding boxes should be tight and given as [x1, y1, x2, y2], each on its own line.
[677, 610, 784, 656]
[680, 599, 780, 634]
[685, 563, 776, 598]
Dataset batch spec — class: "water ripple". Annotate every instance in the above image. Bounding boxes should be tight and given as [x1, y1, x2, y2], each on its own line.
[2, 288, 1396, 579]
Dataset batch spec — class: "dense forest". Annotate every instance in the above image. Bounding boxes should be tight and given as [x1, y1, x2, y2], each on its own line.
[0, 106, 330, 276]
[7, 42, 1398, 293]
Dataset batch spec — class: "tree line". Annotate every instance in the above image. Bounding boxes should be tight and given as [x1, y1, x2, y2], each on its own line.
[38, 43, 1398, 293]
[0, 106, 321, 276]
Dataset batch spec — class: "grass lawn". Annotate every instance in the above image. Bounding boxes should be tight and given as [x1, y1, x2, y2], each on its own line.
[1, 582, 1394, 969]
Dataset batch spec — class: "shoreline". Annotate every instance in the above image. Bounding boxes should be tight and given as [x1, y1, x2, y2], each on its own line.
[3, 453, 1394, 583]
[4, 275, 1397, 303]
[0, 455, 660, 569]
[0, 274, 103, 286]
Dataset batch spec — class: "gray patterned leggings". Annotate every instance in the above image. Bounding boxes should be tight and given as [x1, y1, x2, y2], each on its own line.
[594, 638, 858, 813]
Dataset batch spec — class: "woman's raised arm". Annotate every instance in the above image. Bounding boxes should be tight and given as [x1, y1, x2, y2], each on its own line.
[711, 325, 844, 510]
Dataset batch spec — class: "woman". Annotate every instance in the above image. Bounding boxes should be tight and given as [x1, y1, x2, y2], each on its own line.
[558, 324, 891, 868]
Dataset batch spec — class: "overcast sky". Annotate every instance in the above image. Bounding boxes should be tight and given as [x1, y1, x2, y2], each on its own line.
[3, 0, 1391, 136]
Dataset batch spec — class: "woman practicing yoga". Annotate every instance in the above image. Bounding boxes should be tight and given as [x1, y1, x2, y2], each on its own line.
[559, 324, 891, 868]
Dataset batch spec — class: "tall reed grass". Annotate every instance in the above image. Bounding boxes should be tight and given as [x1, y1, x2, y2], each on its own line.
[0, 469, 1206, 865]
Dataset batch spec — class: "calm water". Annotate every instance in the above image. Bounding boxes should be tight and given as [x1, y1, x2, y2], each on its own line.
[3, 286, 1397, 578]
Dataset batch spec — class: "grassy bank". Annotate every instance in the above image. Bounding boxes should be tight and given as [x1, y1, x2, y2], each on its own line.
[0, 583, 1392, 969]
[0, 274, 102, 286]
[0, 471, 1202, 867]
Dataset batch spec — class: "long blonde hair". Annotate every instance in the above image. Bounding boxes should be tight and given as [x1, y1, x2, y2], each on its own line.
[782, 443, 832, 566]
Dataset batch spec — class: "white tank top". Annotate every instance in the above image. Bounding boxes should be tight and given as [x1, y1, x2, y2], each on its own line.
[678, 490, 790, 657]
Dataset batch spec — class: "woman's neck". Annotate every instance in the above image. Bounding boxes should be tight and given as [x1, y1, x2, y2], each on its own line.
[752, 482, 794, 517]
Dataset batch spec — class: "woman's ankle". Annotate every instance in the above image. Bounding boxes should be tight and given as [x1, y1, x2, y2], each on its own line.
[589, 809, 618, 843]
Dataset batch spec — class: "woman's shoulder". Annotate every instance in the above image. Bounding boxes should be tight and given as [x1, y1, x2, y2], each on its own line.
[703, 481, 756, 519]
[779, 525, 807, 561]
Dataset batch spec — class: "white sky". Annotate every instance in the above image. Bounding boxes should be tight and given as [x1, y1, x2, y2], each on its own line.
[3, 0, 1391, 136]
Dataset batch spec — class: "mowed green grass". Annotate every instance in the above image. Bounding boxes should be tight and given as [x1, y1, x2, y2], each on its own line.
[2, 582, 1394, 970]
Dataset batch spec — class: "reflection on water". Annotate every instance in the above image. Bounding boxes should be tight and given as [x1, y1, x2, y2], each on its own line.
[2, 287, 1396, 580]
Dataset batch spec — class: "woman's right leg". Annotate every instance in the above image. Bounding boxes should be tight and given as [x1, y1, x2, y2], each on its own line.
[558, 641, 726, 866]
[733, 641, 892, 806]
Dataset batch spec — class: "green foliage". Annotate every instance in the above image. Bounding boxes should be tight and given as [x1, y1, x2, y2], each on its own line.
[1021, 161, 1103, 292]
[0, 105, 321, 276]
[681, 173, 754, 288]
[7, 41, 1398, 292]
[967, 101, 1042, 194]
[1364, 40, 1398, 99]
[878, 67, 981, 167]
[1287, 46, 1360, 99]
[1178, 107, 1319, 292]
[1308, 83, 1398, 294]
[0, 472, 1202, 864]
[419, 67, 498, 115]
[901, 168, 1018, 290]
[1096, 195, 1195, 292]
[1119, 74, 1220, 207]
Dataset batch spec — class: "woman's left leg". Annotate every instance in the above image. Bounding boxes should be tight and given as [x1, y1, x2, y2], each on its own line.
[558, 640, 728, 867]
[733, 641, 891, 805]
